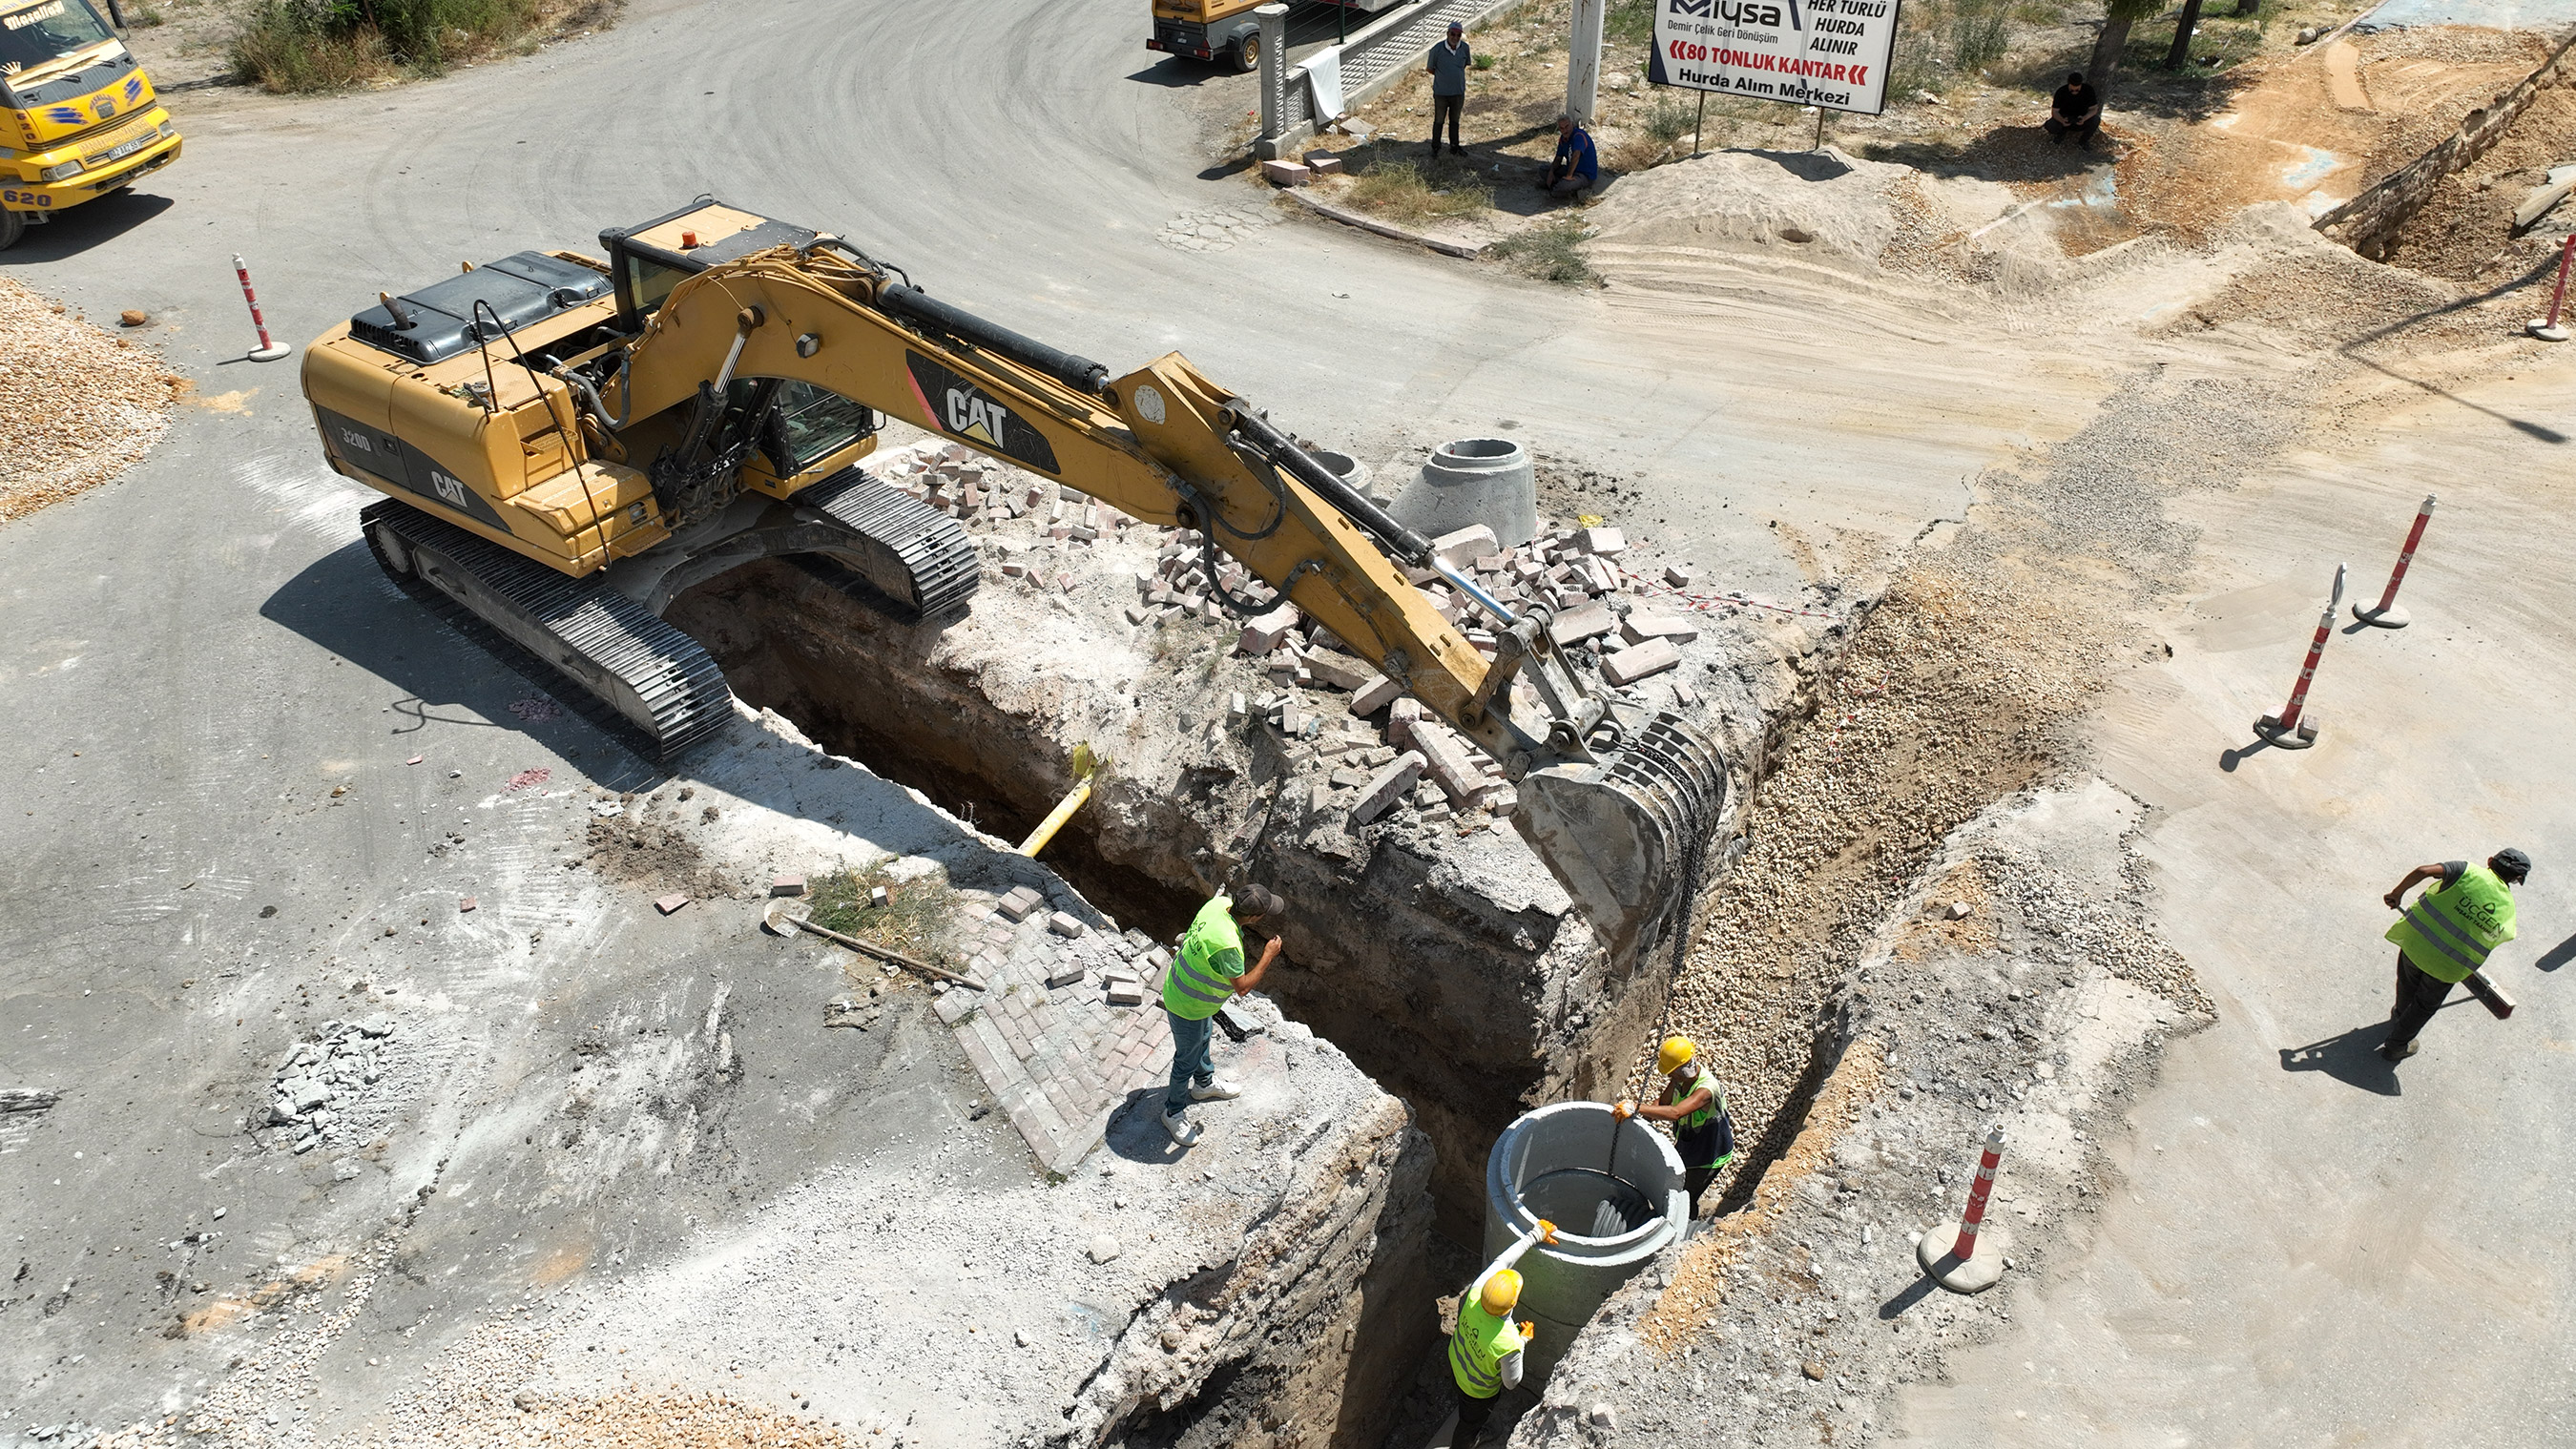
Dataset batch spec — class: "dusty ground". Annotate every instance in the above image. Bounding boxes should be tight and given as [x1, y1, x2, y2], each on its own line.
[1289, 3, 2562, 270]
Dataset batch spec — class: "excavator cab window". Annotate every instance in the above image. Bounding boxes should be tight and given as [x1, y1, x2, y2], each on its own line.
[621, 251, 686, 321]
[758, 381, 875, 476]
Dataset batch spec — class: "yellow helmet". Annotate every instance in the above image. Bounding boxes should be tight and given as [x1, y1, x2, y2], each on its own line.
[1480, 1269, 1523, 1315]
[1656, 1036, 1696, 1075]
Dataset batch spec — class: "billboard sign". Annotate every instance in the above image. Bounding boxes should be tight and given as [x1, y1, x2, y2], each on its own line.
[1648, 0, 1902, 117]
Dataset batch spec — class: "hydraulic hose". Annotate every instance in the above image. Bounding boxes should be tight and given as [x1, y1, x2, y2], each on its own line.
[879, 284, 1111, 397]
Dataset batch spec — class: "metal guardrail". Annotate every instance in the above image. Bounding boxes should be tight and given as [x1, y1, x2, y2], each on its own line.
[1260, 0, 1528, 155]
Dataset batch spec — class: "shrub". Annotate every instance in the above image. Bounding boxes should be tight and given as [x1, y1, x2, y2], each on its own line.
[1488, 221, 1596, 284]
[231, 0, 545, 92]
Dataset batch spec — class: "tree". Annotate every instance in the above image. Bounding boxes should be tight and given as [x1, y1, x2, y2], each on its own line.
[2087, 0, 2166, 97]
[2165, 0, 2206, 68]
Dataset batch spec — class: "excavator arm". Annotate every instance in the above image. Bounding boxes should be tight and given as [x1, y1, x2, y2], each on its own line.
[603, 234, 1726, 959]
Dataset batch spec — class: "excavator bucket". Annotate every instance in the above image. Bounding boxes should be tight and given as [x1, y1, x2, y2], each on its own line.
[1513, 712, 1729, 964]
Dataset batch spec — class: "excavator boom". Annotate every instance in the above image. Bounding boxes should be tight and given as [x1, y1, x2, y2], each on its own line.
[298, 199, 1725, 961]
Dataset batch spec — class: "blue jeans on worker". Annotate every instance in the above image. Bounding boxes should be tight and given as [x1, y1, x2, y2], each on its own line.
[1165, 1008, 1215, 1113]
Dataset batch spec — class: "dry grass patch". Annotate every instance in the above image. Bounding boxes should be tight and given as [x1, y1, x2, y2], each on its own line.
[1342, 152, 1492, 227]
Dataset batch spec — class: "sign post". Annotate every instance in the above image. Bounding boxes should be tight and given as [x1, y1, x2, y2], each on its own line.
[1650, 0, 1904, 119]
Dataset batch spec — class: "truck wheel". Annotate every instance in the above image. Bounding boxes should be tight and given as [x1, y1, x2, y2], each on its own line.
[0, 209, 24, 252]
[1230, 31, 1259, 72]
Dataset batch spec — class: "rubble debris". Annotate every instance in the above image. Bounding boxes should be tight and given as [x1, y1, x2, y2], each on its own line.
[259, 1020, 398, 1151]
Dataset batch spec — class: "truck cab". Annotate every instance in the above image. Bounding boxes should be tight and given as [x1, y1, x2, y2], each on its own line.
[0, 0, 181, 248]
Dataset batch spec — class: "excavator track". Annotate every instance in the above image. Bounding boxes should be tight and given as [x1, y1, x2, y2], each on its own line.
[785, 467, 980, 621]
[361, 499, 736, 761]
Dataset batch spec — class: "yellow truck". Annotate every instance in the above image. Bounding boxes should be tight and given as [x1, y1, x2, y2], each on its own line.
[1147, 0, 1398, 73]
[0, 0, 180, 249]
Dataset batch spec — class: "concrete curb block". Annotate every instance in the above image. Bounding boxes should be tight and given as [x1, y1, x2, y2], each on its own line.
[1279, 188, 1486, 259]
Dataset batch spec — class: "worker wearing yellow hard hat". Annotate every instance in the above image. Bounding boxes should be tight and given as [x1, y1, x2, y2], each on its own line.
[1444, 1220, 1553, 1445]
[1616, 1035, 1735, 1213]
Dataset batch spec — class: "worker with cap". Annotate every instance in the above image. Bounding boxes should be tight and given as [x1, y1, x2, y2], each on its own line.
[1159, 882, 1285, 1146]
[1445, 1226, 1549, 1446]
[2380, 847, 2528, 1062]
[1617, 1036, 1734, 1212]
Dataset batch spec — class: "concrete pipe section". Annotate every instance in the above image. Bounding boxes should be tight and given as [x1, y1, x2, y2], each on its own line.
[1392, 438, 1538, 547]
[1483, 1100, 1687, 1380]
[1300, 445, 1374, 503]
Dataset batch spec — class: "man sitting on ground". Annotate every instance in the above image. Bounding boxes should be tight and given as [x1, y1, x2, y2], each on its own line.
[2046, 72, 2102, 148]
[1538, 113, 1599, 200]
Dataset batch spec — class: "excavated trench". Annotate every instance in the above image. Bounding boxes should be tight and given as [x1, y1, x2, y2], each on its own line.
[668, 559, 1686, 1240]
[665, 549, 1874, 1442]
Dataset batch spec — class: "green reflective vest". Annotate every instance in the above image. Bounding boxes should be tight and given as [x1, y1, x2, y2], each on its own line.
[1667, 1066, 1731, 1170]
[1447, 1296, 1527, 1399]
[1162, 895, 1243, 1020]
[2386, 865, 2519, 984]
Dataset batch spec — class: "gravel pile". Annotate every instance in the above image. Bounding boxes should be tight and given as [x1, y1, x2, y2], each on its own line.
[0, 279, 180, 525]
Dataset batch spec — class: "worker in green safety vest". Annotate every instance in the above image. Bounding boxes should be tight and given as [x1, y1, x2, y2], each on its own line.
[1618, 1035, 1734, 1213]
[2380, 847, 2527, 1062]
[1158, 883, 1285, 1146]
[1446, 1259, 1535, 1446]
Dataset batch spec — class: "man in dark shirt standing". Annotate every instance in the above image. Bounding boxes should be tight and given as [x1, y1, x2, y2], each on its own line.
[2046, 72, 2102, 148]
[1426, 21, 1471, 156]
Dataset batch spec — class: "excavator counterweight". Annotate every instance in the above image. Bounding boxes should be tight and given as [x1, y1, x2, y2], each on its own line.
[298, 198, 1725, 960]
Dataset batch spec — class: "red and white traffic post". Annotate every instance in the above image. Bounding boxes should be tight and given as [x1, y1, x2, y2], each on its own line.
[2354, 495, 2435, 629]
[2254, 562, 2347, 750]
[1918, 1125, 2010, 1294]
[2530, 235, 2573, 342]
[233, 254, 291, 362]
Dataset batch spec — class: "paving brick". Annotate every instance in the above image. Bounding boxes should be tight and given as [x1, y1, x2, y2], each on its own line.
[934, 990, 973, 1025]
[1304, 650, 1376, 692]
[654, 894, 690, 916]
[996, 886, 1044, 921]
[1236, 604, 1300, 654]
[1046, 961, 1088, 989]
[1048, 911, 1087, 939]
[458, 896, 477, 913]
[1409, 720, 1494, 805]
[1387, 697, 1424, 748]
[1347, 674, 1402, 716]
[1260, 158, 1312, 186]
[1576, 526, 1627, 557]
[1306, 152, 1344, 175]
[1431, 525, 1498, 569]
[1352, 751, 1426, 825]
[1664, 564, 1695, 588]
[1106, 979, 1147, 1005]
[1549, 600, 1616, 648]
[1602, 637, 1682, 686]
[1621, 610, 1699, 645]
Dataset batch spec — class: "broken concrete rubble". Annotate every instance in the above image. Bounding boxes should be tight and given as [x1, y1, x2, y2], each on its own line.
[668, 433, 1854, 1244]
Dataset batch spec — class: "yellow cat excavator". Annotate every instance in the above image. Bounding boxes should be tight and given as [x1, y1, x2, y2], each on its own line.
[297, 198, 1723, 958]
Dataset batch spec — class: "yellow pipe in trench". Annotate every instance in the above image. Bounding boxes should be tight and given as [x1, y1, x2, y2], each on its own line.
[1017, 744, 1102, 859]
